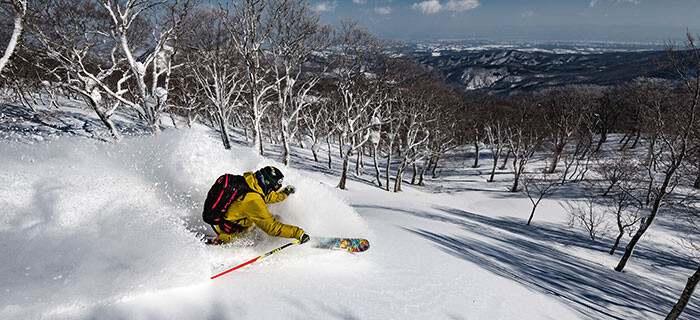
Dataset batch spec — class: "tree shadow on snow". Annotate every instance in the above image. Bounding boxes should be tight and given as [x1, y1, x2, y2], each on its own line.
[354, 204, 700, 320]
[0, 103, 150, 140]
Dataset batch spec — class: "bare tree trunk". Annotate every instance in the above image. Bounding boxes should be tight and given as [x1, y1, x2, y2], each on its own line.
[500, 150, 511, 170]
[666, 264, 700, 320]
[338, 152, 351, 189]
[94, 108, 121, 141]
[253, 117, 264, 155]
[411, 162, 417, 185]
[472, 140, 480, 168]
[386, 145, 393, 191]
[297, 133, 305, 149]
[418, 157, 430, 186]
[489, 153, 500, 182]
[646, 133, 657, 167]
[82, 95, 121, 140]
[511, 175, 521, 192]
[338, 133, 344, 158]
[281, 126, 291, 166]
[312, 146, 319, 162]
[594, 131, 607, 152]
[548, 142, 565, 174]
[432, 154, 440, 178]
[168, 107, 178, 129]
[616, 165, 677, 271]
[360, 147, 365, 168]
[186, 112, 193, 128]
[527, 205, 537, 225]
[217, 113, 231, 149]
[267, 126, 275, 144]
[630, 130, 641, 149]
[326, 135, 333, 169]
[394, 162, 405, 192]
[619, 132, 632, 151]
[373, 144, 382, 187]
[602, 183, 615, 197]
[609, 232, 623, 255]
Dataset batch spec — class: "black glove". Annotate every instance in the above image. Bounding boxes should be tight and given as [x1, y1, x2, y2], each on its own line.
[281, 185, 296, 196]
[299, 233, 310, 244]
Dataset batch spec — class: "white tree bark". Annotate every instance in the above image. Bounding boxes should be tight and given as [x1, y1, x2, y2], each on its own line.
[0, 0, 27, 77]
[267, 0, 329, 165]
[101, 0, 191, 132]
[218, 0, 289, 155]
[192, 57, 244, 149]
[29, 1, 128, 140]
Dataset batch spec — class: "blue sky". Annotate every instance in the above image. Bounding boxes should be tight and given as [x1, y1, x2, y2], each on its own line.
[310, 0, 700, 42]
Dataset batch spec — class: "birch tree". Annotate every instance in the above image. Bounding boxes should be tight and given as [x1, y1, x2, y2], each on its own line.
[462, 92, 492, 169]
[185, 8, 243, 149]
[218, 0, 288, 155]
[422, 93, 459, 183]
[540, 85, 595, 174]
[299, 84, 341, 169]
[615, 36, 700, 272]
[562, 197, 608, 241]
[0, 0, 27, 78]
[523, 170, 561, 226]
[666, 193, 700, 320]
[28, 0, 127, 139]
[101, 0, 193, 132]
[267, 0, 330, 165]
[593, 87, 623, 152]
[484, 103, 508, 183]
[602, 171, 643, 255]
[330, 20, 386, 190]
[392, 94, 429, 192]
[506, 94, 543, 192]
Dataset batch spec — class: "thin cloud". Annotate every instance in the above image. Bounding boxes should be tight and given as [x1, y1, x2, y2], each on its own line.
[313, 1, 338, 12]
[374, 7, 393, 15]
[444, 0, 480, 12]
[375, 6, 393, 15]
[521, 10, 534, 18]
[353, 0, 367, 4]
[412, 0, 480, 15]
[590, 0, 640, 8]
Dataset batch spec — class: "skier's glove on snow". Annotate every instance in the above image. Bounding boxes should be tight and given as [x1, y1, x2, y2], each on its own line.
[281, 185, 296, 196]
[299, 233, 310, 244]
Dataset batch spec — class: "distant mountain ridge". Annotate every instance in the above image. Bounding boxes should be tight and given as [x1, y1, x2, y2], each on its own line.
[416, 49, 673, 93]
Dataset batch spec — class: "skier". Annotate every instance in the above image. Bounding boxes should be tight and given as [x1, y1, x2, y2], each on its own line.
[206, 166, 310, 245]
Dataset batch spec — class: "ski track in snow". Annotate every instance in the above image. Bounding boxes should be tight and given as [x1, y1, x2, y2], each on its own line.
[1, 102, 699, 319]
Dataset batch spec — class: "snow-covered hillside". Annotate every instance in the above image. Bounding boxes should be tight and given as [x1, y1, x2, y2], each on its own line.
[1, 103, 699, 319]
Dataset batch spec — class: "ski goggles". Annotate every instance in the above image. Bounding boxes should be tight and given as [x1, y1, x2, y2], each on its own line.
[271, 178, 283, 191]
[261, 172, 283, 189]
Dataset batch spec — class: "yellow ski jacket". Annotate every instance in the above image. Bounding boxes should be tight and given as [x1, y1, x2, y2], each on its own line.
[214, 171, 304, 243]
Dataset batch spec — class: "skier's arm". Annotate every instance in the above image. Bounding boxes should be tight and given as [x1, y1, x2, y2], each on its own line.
[263, 190, 288, 203]
[246, 196, 304, 239]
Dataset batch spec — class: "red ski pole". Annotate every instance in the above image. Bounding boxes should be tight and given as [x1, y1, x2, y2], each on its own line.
[211, 239, 300, 279]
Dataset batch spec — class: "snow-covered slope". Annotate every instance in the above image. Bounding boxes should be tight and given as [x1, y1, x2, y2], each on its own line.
[1, 103, 699, 319]
[0, 127, 371, 319]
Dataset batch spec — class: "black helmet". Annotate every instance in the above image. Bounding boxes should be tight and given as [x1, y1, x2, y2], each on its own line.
[255, 166, 284, 194]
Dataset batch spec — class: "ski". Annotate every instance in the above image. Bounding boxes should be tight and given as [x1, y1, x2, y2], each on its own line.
[310, 237, 370, 253]
[198, 233, 370, 252]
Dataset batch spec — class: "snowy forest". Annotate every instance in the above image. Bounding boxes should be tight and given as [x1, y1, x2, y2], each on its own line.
[3, 1, 700, 319]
